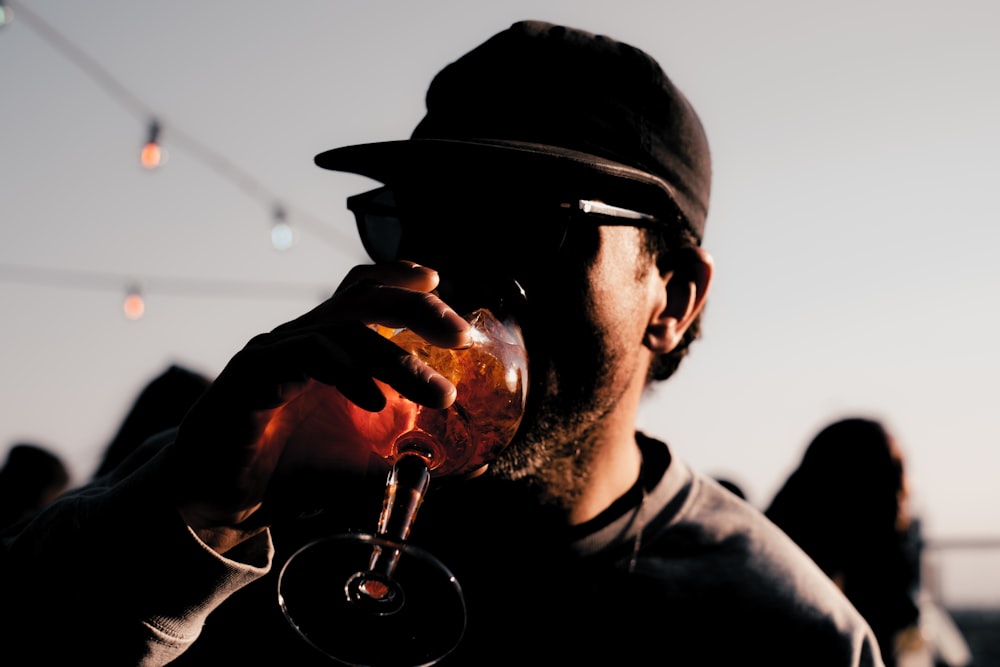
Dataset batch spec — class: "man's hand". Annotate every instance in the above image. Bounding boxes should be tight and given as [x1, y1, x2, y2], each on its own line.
[166, 261, 471, 553]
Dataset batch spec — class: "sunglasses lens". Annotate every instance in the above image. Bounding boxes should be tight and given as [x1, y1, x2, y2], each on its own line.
[350, 187, 574, 267]
[361, 213, 403, 263]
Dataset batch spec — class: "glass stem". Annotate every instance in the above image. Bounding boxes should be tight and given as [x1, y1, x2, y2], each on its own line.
[367, 452, 431, 579]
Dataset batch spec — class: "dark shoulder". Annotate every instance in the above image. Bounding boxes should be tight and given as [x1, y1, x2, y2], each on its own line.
[629, 434, 883, 665]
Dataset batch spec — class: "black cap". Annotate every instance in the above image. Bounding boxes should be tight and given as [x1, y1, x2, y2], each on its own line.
[315, 20, 711, 242]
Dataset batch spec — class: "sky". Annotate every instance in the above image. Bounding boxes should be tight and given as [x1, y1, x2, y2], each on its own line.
[1, 1, 998, 607]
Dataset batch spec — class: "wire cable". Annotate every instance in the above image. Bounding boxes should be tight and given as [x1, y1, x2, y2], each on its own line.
[0, 262, 331, 302]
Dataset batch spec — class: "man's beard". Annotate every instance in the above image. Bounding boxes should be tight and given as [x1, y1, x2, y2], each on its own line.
[484, 325, 631, 512]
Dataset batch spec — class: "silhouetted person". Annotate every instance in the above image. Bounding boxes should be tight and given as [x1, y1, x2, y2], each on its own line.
[765, 417, 923, 666]
[0, 443, 69, 532]
[92, 364, 211, 479]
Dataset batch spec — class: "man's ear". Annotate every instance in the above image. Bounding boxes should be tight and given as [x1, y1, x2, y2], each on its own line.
[644, 247, 713, 354]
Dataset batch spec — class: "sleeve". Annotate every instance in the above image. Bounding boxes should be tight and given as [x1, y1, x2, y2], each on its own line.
[0, 430, 273, 666]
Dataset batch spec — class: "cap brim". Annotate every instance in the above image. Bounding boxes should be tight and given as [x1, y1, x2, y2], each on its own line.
[314, 138, 686, 226]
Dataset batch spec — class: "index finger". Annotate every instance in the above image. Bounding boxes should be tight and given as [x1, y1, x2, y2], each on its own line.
[337, 261, 440, 293]
[276, 263, 472, 350]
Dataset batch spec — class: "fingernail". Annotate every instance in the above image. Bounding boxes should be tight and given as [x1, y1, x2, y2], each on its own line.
[441, 308, 473, 347]
[427, 373, 457, 403]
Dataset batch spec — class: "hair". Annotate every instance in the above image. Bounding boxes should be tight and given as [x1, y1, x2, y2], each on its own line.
[93, 364, 211, 479]
[0, 443, 70, 530]
[641, 222, 704, 382]
[767, 417, 907, 539]
[764, 417, 919, 662]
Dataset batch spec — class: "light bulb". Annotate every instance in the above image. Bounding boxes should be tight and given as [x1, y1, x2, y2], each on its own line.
[123, 285, 145, 320]
[271, 221, 294, 250]
[271, 205, 293, 250]
[140, 119, 163, 170]
[140, 142, 161, 169]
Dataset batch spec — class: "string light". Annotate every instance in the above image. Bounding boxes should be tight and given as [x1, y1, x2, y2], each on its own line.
[4, 0, 356, 251]
[0, 0, 366, 323]
[139, 119, 165, 170]
[270, 205, 294, 251]
[122, 283, 145, 320]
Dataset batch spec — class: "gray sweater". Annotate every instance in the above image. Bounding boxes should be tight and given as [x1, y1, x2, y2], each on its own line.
[2, 430, 883, 665]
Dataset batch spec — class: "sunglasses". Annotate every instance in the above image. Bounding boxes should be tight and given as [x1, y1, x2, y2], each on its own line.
[346, 186, 668, 266]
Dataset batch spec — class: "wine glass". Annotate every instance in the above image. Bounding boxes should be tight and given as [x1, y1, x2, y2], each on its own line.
[277, 305, 529, 667]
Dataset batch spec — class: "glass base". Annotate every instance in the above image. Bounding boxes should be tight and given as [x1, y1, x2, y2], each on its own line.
[278, 533, 466, 667]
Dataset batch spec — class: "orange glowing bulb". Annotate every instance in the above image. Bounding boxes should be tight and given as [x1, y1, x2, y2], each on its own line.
[123, 293, 145, 320]
[140, 142, 161, 169]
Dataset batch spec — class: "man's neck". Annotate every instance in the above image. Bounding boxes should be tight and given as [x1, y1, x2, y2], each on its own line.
[568, 409, 643, 525]
[563, 355, 649, 524]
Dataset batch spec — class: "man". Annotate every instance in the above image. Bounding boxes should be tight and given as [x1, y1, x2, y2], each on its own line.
[3, 20, 883, 665]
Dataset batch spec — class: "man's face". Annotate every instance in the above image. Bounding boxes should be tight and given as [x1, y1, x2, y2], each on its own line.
[351, 180, 662, 501]
[483, 223, 657, 499]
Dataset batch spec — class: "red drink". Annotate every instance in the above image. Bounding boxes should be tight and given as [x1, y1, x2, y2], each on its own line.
[342, 308, 527, 478]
